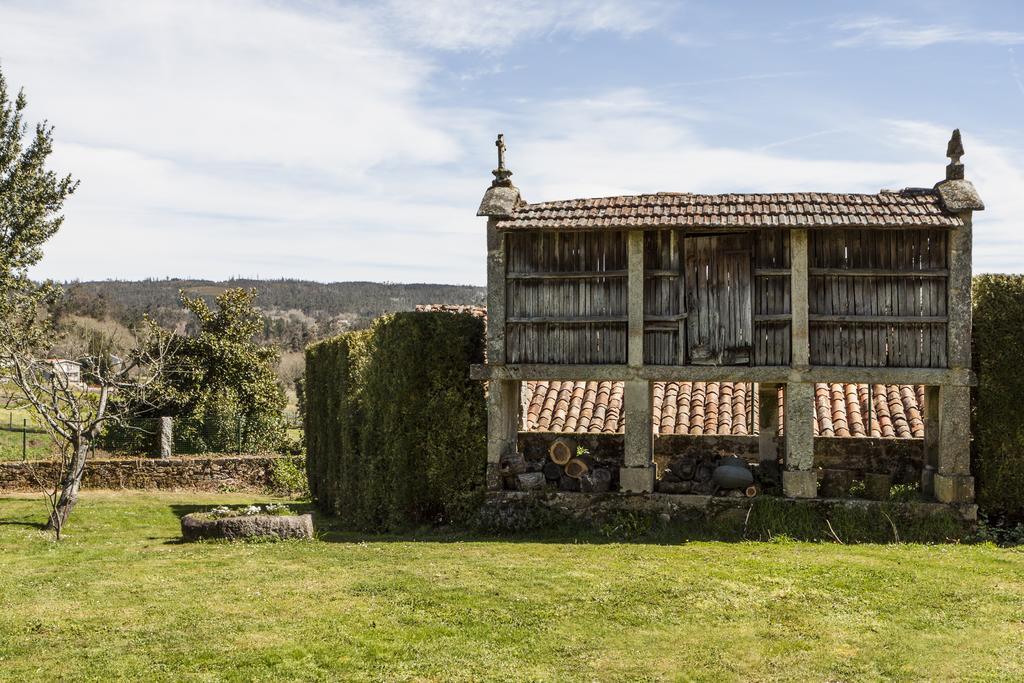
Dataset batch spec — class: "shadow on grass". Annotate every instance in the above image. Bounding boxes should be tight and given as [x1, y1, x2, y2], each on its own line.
[0, 519, 47, 530]
[163, 497, 971, 547]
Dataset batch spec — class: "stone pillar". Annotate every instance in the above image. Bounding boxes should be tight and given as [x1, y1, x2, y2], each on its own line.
[921, 385, 940, 496]
[933, 384, 974, 503]
[486, 379, 520, 490]
[627, 230, 645, 368]
[158, 416, 173, 459]
[621, 379, 654, 493]
[790, 228, 810, 368]
[783, 382, 816, 498]
[933, 210, 974, 504]
[758, 383, 781, 464]
[486, 217, 507, 365]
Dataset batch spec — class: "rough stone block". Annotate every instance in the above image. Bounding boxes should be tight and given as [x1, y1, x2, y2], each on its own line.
[934, 473, 975, 504]
[782, 470, 817, 499]
[619, 465, 655, 493]
[158, 416, 174, 459]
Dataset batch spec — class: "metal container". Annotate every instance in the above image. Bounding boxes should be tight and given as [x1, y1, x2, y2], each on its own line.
[712, 455, 754, 490]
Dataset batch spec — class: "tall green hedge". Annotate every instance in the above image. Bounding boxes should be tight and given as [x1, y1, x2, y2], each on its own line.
[973, 275, 1024, 520]
[304, 311, 486, 529]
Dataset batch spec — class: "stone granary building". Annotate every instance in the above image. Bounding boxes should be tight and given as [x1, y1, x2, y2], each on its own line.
[472, 131, 983, 507]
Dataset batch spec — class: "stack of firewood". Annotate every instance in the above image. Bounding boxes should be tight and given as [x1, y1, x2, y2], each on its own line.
[500, 438, 611, 493]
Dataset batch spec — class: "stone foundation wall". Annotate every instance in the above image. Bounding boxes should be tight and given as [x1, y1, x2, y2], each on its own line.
[0, 455, 302, 492]
[517, 432, 924, 497]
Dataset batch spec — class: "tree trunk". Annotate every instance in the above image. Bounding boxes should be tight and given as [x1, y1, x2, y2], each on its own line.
[47, 436, 89, 535]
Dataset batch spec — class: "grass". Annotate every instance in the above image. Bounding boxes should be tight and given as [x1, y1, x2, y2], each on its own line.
[1, 492, 1023, 681]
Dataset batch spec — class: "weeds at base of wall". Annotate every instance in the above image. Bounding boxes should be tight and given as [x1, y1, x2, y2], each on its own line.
[469, 495, 969, 544]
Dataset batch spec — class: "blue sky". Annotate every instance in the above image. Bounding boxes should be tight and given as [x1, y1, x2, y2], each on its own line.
[2, 0, 1022, 285]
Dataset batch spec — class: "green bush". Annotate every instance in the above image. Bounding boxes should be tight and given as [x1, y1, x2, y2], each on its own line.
[973, 275, 1024, 521]
[304, 312, 485, 530]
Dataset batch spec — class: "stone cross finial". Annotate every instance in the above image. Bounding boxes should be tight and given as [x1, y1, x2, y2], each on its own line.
[946, 129, 964, 164]
[491, 133, 513, 187]
[946, 128, 965, 180]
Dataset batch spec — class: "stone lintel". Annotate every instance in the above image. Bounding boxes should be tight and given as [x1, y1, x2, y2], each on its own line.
[470, 363, 976, 386]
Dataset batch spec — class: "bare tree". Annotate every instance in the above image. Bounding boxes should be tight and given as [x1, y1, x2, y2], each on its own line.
[0, 324, 173, 538]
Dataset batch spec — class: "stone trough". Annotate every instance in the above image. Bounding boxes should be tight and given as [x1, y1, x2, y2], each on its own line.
[181, 513, 314, 541]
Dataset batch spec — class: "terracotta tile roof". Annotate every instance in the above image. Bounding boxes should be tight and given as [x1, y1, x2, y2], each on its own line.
[496, 190, 963, 230]
[523, 381, 924, 439]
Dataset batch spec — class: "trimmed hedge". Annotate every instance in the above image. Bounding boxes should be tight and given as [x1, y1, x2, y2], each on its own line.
[973, 275, 1024, 520]
[304, 312, 486, 529]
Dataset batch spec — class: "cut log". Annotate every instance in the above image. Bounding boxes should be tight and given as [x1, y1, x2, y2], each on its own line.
[516, 472, 546, 491]
[499, 451, 527, 476]
[745, 484, 759, 498]
[564, 455, 595, 480]
[542, 461, 563, 482]
[548, 438, 576, 466]
[580, 467, 611, 493]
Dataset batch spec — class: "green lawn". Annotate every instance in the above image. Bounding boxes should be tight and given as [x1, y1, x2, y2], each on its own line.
[1, 492, 1023, 682]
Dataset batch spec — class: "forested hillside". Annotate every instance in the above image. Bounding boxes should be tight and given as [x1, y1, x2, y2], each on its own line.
[57, 278, 485, 350]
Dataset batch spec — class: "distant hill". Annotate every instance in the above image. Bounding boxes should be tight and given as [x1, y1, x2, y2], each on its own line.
[57, 278, 486, 350]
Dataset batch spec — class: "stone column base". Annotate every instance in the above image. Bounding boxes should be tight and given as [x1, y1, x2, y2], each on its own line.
[782, 470, 817, 498]
[619, 465, 655, 493]
[485, 463, 503, 491]
[934, 473, 974, 504]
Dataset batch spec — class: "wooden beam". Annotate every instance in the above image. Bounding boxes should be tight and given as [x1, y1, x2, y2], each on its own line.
[790, 228, 810, 368]
[809, 315, 947, 324]
[506, 270, 627, 280]
[628, 230, 644, 368]
[809, 267, 949, 278]
[471, 363, 976, 386]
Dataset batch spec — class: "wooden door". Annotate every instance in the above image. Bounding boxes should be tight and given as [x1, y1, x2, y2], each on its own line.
[684, 234, 753, 365]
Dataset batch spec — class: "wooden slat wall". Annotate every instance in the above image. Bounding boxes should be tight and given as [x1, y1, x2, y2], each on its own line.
[753, 231, 792, 365]
[685, 234, 753, 365]
[808, 229, 948, 368]
[643, 230, 685, 364]
[506, 231, 628, 364]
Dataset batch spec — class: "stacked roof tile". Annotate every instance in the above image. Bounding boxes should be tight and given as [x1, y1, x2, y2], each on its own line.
[495, 190, 963, 230]
[523, 381, 924, 439]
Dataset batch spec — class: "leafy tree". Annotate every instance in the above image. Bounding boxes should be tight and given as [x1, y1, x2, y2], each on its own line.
[142, 288, 288, 453]
[0, 65, 170, 537]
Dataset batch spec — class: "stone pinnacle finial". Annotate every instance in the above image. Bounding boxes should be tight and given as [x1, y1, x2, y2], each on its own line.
[946, 128, 965, 180]
[491, 133, 513, 187]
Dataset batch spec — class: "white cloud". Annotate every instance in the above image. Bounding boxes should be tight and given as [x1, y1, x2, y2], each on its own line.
[377, 0, 672, 51]
[1, 1, 1020, 285]
[833, 16, 1024, 49]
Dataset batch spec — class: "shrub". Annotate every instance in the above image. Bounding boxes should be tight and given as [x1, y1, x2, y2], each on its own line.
[268, 457, 310, 498]
[973, 275, 1024, 521]
[304, 311, 486, 530]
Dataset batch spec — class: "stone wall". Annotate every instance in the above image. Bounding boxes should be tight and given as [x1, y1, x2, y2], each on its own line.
[517, 432, 924, 497]
[0, 455, 302, 492]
